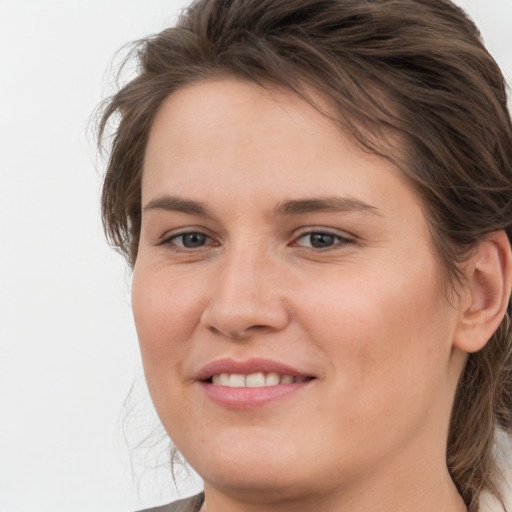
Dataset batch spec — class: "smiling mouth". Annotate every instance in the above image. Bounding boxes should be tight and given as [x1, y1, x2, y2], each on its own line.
[201, 372, 316, 409]
[207, 372, 313, 388]
[197, 358, 317, 407]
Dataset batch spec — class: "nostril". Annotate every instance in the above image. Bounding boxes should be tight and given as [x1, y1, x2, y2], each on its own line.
[207, 324, 268, 341]
[201, 294, 291, 340]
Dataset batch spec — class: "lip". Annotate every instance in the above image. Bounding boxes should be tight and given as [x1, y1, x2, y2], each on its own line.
[195, 357, 313, 381]
[195, 358, 316, 410]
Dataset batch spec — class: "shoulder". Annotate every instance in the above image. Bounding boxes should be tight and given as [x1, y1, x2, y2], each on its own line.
[136, 493, 204, 512]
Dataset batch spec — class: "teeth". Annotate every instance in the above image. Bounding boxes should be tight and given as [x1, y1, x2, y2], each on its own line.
[228, 374, 246, 388]
[246, 372, 265, 387]
[211, 372, 301, 388]
[265, 372, 280, 386]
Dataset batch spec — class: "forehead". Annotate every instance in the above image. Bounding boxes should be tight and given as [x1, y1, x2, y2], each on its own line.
[143, 78, 410, 205]
[145, 78, 345, 167]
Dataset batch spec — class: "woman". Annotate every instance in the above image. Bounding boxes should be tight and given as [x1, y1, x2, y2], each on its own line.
[97, 0, 512, 511]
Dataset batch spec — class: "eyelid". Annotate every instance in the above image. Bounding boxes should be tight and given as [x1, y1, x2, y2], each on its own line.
[156, 226, 356, 250]
[291, 227, 356, 249]
[159, 228, 218, 248]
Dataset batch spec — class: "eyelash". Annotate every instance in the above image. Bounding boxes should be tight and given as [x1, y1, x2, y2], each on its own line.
[161, 229, 354, 252]
[162, 231, 217, 250]
[292, 230, 355, 251]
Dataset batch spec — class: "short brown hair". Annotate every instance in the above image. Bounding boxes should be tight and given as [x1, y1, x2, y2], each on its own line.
[97, 1, 512, 509]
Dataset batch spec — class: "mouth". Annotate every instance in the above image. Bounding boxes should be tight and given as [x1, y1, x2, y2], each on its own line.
[207, 372, 312, 387]
[196, 358, 316, 409]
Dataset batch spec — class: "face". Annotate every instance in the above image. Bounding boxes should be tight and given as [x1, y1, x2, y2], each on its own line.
[133, 78, 464, 502]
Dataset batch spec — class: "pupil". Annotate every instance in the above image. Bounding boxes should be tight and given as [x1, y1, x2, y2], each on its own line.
[310, 233, 334, 248]
[183, 233, 206, 247]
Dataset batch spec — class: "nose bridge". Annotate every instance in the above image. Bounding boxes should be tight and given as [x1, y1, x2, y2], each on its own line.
[225, 239, 267, 291]
[201, 238, 289, 338]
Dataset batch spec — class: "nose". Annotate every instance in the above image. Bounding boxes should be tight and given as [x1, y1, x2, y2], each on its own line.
[200, 248, 290, 340]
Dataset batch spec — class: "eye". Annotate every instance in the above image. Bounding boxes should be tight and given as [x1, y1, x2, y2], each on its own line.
[294, 231, 353, 250]
[165, 231, 213, 249]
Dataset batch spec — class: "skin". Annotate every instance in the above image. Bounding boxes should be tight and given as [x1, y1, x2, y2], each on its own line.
[132, 78, 478, 512]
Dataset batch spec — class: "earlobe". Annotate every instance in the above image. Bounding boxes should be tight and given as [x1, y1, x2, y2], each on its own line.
[454, 231, 512, 353]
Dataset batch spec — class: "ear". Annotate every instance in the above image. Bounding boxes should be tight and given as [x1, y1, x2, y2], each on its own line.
[453, 231, 512, 353]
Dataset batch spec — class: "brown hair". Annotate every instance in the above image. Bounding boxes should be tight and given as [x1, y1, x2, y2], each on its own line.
[97, 0, 512, 509]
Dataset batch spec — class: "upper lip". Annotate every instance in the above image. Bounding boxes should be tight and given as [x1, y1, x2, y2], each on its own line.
[195, 358, 314, 381]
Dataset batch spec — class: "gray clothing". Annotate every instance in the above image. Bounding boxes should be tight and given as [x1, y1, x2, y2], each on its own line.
[137, 493, 204, 512]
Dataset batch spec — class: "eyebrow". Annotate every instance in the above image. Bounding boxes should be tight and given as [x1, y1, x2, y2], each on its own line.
[143, 196, 210, 216]
[143, 195, 380, 217]
[273, 197, 381, 216]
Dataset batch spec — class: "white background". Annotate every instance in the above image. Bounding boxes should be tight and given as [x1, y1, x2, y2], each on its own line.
[0, 1, 511, 511]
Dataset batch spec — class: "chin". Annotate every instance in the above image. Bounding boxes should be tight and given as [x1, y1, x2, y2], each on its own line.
[200, 462, 317, 504]
[182, 435, 345, 505]
[195, 447, 292, 480]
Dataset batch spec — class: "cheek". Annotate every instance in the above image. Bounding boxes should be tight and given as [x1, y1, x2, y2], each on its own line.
[130, 263, 211, 441]
[298, 256, 453, 402]
[131, 263, 206, 385]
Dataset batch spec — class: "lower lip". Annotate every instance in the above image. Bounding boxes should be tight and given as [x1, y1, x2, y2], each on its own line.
[200, 381, 313, 409]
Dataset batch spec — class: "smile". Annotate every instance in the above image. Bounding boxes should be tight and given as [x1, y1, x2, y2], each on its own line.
[210, 372, 309, 387]
[196, 358, 317, 409]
